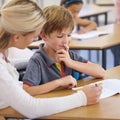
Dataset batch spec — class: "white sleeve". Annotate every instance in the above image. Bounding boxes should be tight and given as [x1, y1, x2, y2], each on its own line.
[0, 68, 87, 119]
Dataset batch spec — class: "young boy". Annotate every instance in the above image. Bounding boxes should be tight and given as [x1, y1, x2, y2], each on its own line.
[60, 0, 97, 34]
[23, 5, 105, 95]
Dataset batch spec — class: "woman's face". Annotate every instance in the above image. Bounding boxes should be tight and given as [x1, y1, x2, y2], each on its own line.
[67, 4, 83, 19]
[12, 28, 41, 49]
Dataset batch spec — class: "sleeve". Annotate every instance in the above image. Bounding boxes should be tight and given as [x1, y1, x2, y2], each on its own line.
[69, 50, 88, 63]
[23, 57, 41, 86]
[69, 50, 88, 80]
[0, 68, 87, 119]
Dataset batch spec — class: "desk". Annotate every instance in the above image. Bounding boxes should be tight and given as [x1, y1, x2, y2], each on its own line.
[0, 65, 120, 119]
[69, 24, 120, 69]
[0, 116, 5, 120]
[95, 1, 114, 6]
[28, 24, 120, 69]
[79, 4, 111, 25]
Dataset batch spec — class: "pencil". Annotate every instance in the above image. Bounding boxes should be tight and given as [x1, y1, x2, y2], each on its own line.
[93, 81, 102, 87]
[72, 86, 83, 91]
[72, 81, 102, 91]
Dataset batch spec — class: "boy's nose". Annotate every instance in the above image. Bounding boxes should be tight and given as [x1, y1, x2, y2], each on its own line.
[64, 36, 69, 43]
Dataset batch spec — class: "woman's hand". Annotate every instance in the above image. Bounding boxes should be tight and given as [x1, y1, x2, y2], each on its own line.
[82, 84, 102, 105]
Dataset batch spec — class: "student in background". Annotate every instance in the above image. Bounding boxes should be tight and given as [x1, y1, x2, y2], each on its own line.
[60, 0, 97, 34]
[23, 5, 104, 95]
[0, 0, 102, 119]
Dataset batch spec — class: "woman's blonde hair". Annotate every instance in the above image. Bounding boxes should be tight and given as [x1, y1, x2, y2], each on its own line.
[0, 0, 45, 49]
[42, 5, 74, 35]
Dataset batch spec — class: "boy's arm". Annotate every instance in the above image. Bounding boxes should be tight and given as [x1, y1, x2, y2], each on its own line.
[56, 48, 105, 79]
[67, 60, 105, 79]
[23, 75, 77, 96]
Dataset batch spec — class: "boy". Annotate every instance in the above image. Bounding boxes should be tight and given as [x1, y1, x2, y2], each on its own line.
[23, 5, 105, 95]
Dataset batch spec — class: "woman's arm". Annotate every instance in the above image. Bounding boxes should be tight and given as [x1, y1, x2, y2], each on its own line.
[0, 66, 102, 119]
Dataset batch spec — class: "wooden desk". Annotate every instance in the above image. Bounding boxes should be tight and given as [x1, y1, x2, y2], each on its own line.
[69, 24, 120, 69]
[86, 0, 114, 6]
[95, 1, 114, 6]
[78, 4, 111, 25]
[0, 65, 120, 119]
[28, 24, 120, 69]
[0, 116, 5, 120]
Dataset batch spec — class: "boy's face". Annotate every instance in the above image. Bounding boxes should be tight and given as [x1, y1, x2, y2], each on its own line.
[44, 28, 72, 52]
[67, 4, 83, 19]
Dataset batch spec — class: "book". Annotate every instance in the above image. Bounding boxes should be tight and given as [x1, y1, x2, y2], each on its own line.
[71, 25, 113, 40]
[72, 79, 120, 99]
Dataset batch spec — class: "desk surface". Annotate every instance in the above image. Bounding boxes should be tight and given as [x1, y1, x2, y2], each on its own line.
[0, 116, 5, 120]
[28, 24, 120, 50]
[78, 4, 110, 18]
[0, 65, 120, 119]
[95, 1, 114, 6]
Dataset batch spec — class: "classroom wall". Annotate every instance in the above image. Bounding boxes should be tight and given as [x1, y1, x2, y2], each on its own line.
[43, 0, 60, 8]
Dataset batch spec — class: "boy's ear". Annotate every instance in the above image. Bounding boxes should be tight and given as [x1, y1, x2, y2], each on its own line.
[40, 31, 47, 41]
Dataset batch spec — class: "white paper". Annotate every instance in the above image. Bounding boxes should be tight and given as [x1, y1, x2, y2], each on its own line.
[71, 27, 113, 40]
[100, 79, 120, 99]
[75, 79, 120, 99]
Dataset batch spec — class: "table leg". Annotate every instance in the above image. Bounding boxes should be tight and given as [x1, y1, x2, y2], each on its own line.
[102, 49, 107, 69]
[104, 12, 108, 25]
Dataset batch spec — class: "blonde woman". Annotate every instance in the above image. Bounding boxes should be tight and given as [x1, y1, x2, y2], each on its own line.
[0, 0, 102, 119]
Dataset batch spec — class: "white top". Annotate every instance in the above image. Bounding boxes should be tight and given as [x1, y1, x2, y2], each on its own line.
[0, 52, 87, 119]
[8, 47, 34, 70]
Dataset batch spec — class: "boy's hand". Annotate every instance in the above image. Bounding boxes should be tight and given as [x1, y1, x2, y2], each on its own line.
[56, 44, 72, 66]
[57, 75, 77, 89]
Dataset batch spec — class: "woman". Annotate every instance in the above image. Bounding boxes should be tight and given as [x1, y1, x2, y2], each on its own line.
[0, 0, 102, 119]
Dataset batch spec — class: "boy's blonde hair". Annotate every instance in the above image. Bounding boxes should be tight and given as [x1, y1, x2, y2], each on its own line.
[0, 0, 45, 49]
[42, 5, 74, 35]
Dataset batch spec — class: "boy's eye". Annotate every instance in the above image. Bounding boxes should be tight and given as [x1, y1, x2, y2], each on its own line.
[57, 35, 63, 38]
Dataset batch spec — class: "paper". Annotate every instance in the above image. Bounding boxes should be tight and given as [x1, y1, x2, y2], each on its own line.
[71, 28, 113, 40]
[73, 79, 120, 99]
[100, 79, 120, 99]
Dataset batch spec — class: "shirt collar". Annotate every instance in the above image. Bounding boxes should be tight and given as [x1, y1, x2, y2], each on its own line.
[38, 43, 54, 67]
